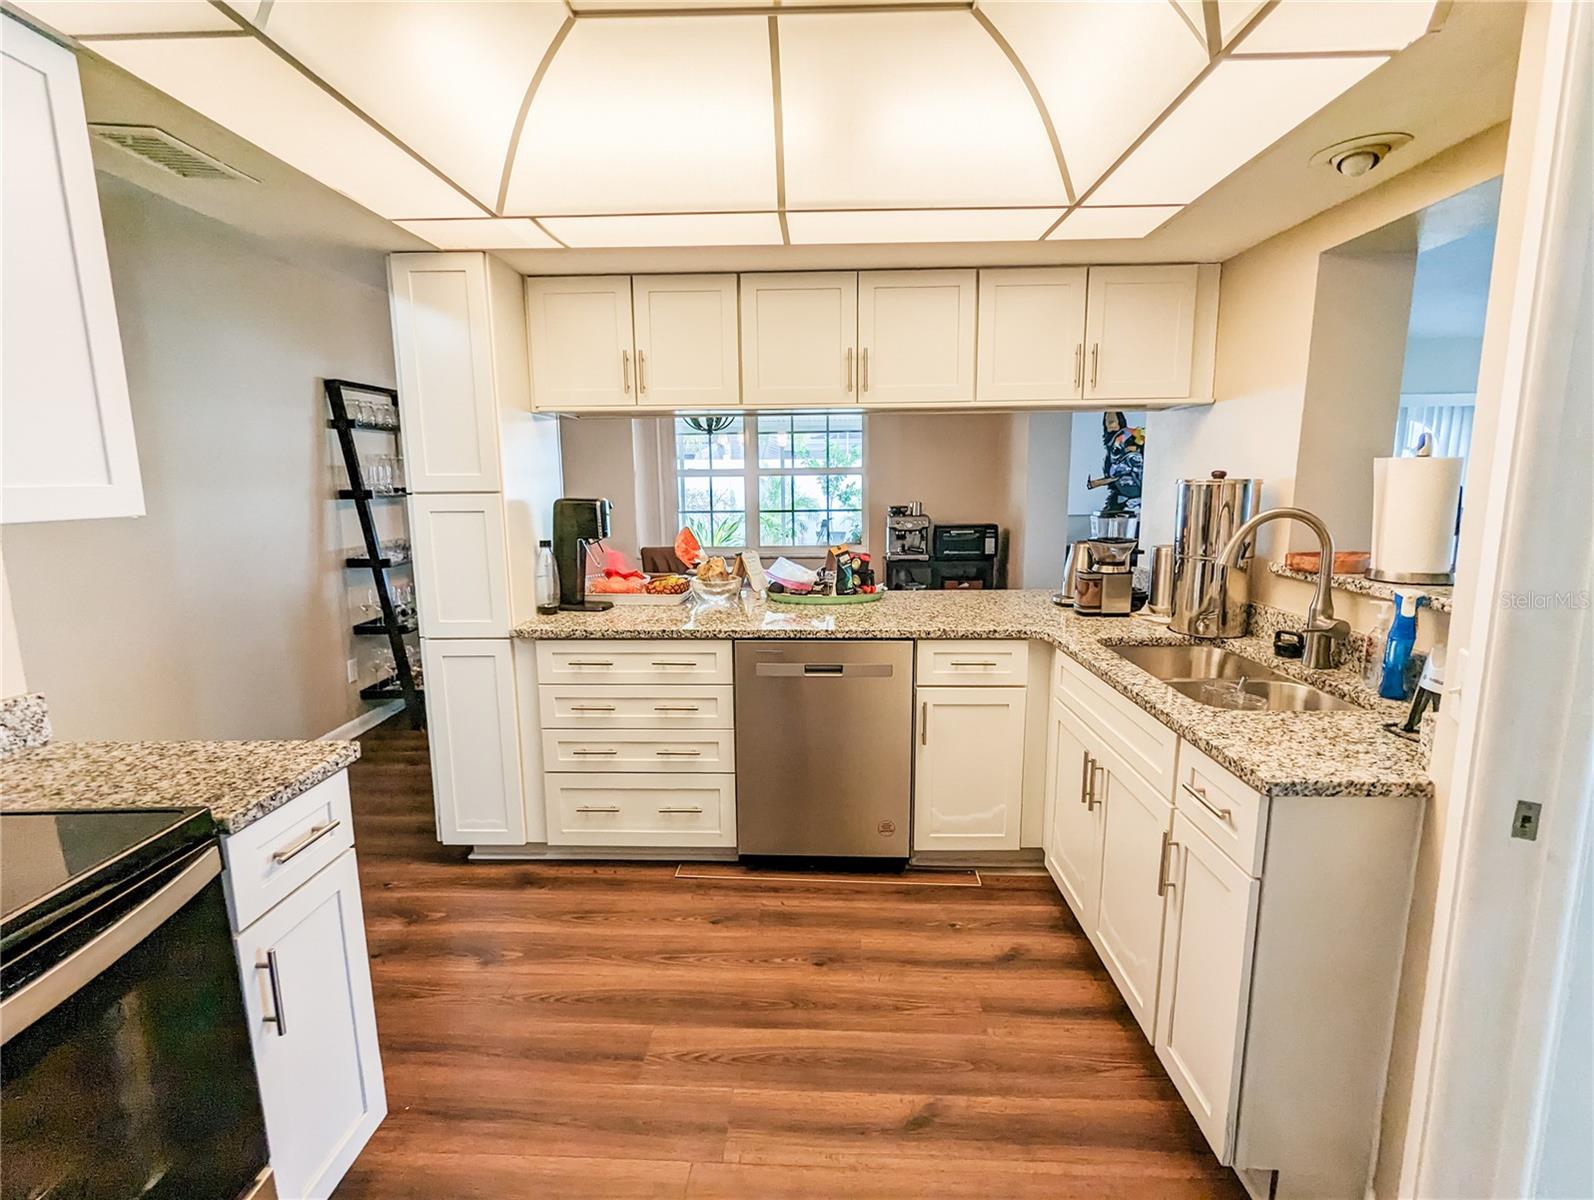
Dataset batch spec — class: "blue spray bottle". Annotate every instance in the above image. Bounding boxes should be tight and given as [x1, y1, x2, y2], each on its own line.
[1378, 591, 1422, 701]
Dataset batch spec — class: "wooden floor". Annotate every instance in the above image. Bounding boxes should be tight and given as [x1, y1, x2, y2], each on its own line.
[335, 717, 1245, 1199]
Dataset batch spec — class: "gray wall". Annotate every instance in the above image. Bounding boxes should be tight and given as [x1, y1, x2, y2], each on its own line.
[3, 174, 396, 739]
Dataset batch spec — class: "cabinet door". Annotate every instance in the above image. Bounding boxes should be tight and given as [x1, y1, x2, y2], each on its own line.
[1093, 754, 1174, 1041]
[410, 493, 509, 638]
[526, 276, 635, 409]
[422, 638, 525, 845]
[740, 272, 858, 406]
[236, 850, 385, 1200]
[858, 270, 976, 404]
[2, 18, 143, 523]
[976, 267, 1088, 403]
[914, 686, 1024, 851]
[1155, 810, 1260, 1163]
[1045, 698, 1103, 928]
[1084, 265, 1198, 401]
[387, 253, 502, 492]
[632, 274, 740, 408]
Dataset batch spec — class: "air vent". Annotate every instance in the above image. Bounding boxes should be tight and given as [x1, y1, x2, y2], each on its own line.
[89, 124, 257, 183]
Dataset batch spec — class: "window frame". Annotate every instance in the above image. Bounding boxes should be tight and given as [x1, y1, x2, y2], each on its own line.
[668, 412, 868, 558]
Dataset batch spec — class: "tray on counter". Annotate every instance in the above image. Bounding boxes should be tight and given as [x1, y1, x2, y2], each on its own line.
[766, 590, 884, 606]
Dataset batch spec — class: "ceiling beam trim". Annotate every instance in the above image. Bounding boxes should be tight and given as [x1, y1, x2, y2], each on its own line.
[495, 13, 576, 218]
[767, 15, 791, 245]
[1166, 0, 1206, 53]
[1201, 0, 1222, 58]
[971, 6, 1076, 206]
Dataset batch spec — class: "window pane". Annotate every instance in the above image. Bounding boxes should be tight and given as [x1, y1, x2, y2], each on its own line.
[831, 511, 864, 543]
[759, 511, 794, 545]
[829, 412, 863, 432]
[758, 474, 791, 510]
[793, 473, 825, 510]
[676, 432, 711, 471]
[758, 429, 792, 469]
[792, 432, 829, 467]
[711, 476, 745, 512]
[792, 412, 827, 433]
[680, 512, 713, 545]
[826, 473, 862, 509]
[679, 477, 710, 512]
[830, 430, 863, 468]
[793, 510, 826, 545]
[709, 418, 745, 468]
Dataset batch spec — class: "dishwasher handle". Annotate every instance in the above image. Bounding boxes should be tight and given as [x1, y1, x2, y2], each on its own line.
[754, 662, 896, 678]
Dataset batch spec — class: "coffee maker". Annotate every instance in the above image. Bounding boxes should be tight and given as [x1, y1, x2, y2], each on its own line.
[884, 502, 932, 589]
[552, 497, 613, 612]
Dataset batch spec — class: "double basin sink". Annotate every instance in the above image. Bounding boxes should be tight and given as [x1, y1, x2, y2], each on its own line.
[1111, 644, 1358, 712]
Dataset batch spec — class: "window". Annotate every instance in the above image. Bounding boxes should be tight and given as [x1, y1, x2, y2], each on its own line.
[674, 412, 864, 553]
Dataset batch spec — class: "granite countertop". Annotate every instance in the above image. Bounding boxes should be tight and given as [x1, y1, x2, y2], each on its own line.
[1267, 561, 1454, 613]
[514, 590, 1431, 800]
[0, 738, 361, 833]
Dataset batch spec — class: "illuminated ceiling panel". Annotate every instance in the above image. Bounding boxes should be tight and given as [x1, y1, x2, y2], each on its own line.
[90, 36, 481, 218]
[504, 17, 776, 217]
[5, 1, 237, 36]
[540, 212, 785, 247]
[778, 11, 1064, 210]
[395, 219, 561, 250]
[787, 208, 1060, 245]
[1239, 1, 1437, 54]
[1047, 206, 1184, 241]
[252, 1, 568, 210]
[1088, 55, 1389, 206]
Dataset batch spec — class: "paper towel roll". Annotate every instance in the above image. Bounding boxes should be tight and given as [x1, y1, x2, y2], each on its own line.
[1370, 455, 1463, 582]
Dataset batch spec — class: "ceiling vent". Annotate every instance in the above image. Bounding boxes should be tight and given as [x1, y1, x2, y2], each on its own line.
[89, 124, 257, 183]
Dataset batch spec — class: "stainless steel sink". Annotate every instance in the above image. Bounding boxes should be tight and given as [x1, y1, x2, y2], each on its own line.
[1110, 644, 1358, 712]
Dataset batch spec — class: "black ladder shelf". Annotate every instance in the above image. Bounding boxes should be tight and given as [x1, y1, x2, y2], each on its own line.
[327, 379, 423, 729]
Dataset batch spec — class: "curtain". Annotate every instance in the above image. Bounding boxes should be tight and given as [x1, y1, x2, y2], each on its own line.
[1394, 398, 1476, 460]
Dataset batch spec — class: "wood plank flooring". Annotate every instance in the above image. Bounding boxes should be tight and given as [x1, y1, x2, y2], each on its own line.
[334, 717, 1244, 1199]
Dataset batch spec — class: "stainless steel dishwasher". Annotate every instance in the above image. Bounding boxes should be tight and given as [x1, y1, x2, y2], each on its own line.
[734, 640, 914, 862]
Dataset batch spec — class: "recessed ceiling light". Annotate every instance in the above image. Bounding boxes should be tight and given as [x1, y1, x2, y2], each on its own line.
[1311, 132, 1414, 177]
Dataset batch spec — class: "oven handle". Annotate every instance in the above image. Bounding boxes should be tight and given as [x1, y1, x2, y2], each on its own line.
[0, 845, 222, 1045]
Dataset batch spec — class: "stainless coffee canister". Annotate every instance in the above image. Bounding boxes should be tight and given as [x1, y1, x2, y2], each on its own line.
[1170, 472, 1262, 638]
[1147, 545, 1175, 616]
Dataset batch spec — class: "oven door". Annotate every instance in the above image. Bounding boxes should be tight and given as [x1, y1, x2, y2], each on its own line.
[2, 845, 272, 1200]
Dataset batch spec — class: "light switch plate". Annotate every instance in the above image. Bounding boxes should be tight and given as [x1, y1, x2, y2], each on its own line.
[1511, 800, 1542, 841]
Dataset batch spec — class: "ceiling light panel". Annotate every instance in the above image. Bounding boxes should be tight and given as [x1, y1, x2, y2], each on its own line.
[90, 36, 480, 218]
[787, 208, 1060, 244]
[979, 1, 1209, 200]
[778, 11, 1064, 210]
[1047, 206, 1183, 240]
[504, 17, 776, 217]
[540, 212, 785, 248]
[248, 1, 568, 210]
[1219, 1, 1267, 45]
[1088, 54, 1388, 206]
[1237, 1, 1437, 54]
[5, 1, 238, 35]
[395, 219, 561, 250]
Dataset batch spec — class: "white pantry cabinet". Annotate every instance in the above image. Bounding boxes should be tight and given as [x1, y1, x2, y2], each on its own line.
[1083, 265, 1199, 401]
[913, 685, 1025, 851]
[526, 275, 635, 409]
[857, 270, 976, 404]
[739, 271, 858, 406]
[2, 16, 143, 523]
[409, 493, 512, 638]
[976, 267, 1088, 403]
[422, 638, 526, 845]
[631, 274, 740, 408]
[388, 252, 528, 493]
[1155, 810, 1259, 1161]
[234, 847, 384, 1200]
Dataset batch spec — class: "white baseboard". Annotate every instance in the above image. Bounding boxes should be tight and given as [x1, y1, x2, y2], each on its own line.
[321, 699, 404, 742]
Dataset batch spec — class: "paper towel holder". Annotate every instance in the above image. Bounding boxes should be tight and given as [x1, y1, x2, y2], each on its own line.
[1367, 434, 1460, 585]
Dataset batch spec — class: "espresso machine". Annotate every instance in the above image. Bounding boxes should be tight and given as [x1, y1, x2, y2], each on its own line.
[552, 497, 613, 611]
[1169, 471, 1262, 637]
[884, 502, 932, 589]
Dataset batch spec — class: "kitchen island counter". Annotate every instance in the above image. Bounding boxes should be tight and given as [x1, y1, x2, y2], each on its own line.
[514, 589, 1431, 801]
[0, 736, 360, 832]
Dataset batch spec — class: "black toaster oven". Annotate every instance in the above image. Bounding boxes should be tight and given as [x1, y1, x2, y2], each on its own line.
[932, 523, 999, 560]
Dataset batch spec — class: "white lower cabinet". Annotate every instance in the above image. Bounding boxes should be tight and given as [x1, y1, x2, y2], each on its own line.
[232, 843, 384, 1200]
[1044, 697, 1101, 927]
[913, 685, 1025, 851]
[1155, 810, 1260, 1161]
[545, 772, 735, 847]
[423, 638, 525, 845]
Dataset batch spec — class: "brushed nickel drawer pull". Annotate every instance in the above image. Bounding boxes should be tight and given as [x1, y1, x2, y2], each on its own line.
[271, 821, 340, 865]
[1090, 342, 1100, 389]
[576, 805, 621, 814]
[861, 346, 870, 392]
[658, 806, 704, 815]
[948, 659, 998, 667]
[571, 704, 617, 713]
[650, 660, 698, 667]
[1087, 762, 1104, 811]
[845, 346, 854, 392]
[655, 749, 702, 757]
[1080, 752, 1093, 807]
[1157, 831, 1176, 897]
[257, 951, 287, 1037]
[566, 659, 615, 667]
[920, 701, 928, 745]
[1181, 782, 1232, 823]
[571, 749, 618, 757]
[1073, 343, 1083, 389]
[637, 349, 647, 394]
[654, 704, 700, 712]
[622, 350, 631, 393]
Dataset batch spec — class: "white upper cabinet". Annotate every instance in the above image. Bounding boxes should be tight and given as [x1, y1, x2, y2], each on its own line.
[739, 271, 858, 406]
[1084, 264, 1199, 401]
[857, 269, 976, 404]
[526, 275, 635, 409]
[2, 17, 143, 524]
[389, 252, 528, 493]
[976, 267, 1088, 404]
[631, 274, 740, 408]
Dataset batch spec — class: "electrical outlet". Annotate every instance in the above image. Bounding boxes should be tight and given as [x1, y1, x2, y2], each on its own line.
[347, 658, 359, 684]
[1511, 800, 1542, 841]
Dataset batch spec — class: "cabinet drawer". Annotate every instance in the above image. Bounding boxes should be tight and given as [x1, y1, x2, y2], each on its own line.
[916, 640, 1029, 687]
[1053, 654, 1178, 798]
[221, 772, 355, 933]
[541, 728, 735, 773]
[544, 773, 736, 846]
[1175, 741, 1268, 877]
[539, 684, 734, 729]
[535, 640, 732, 685]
